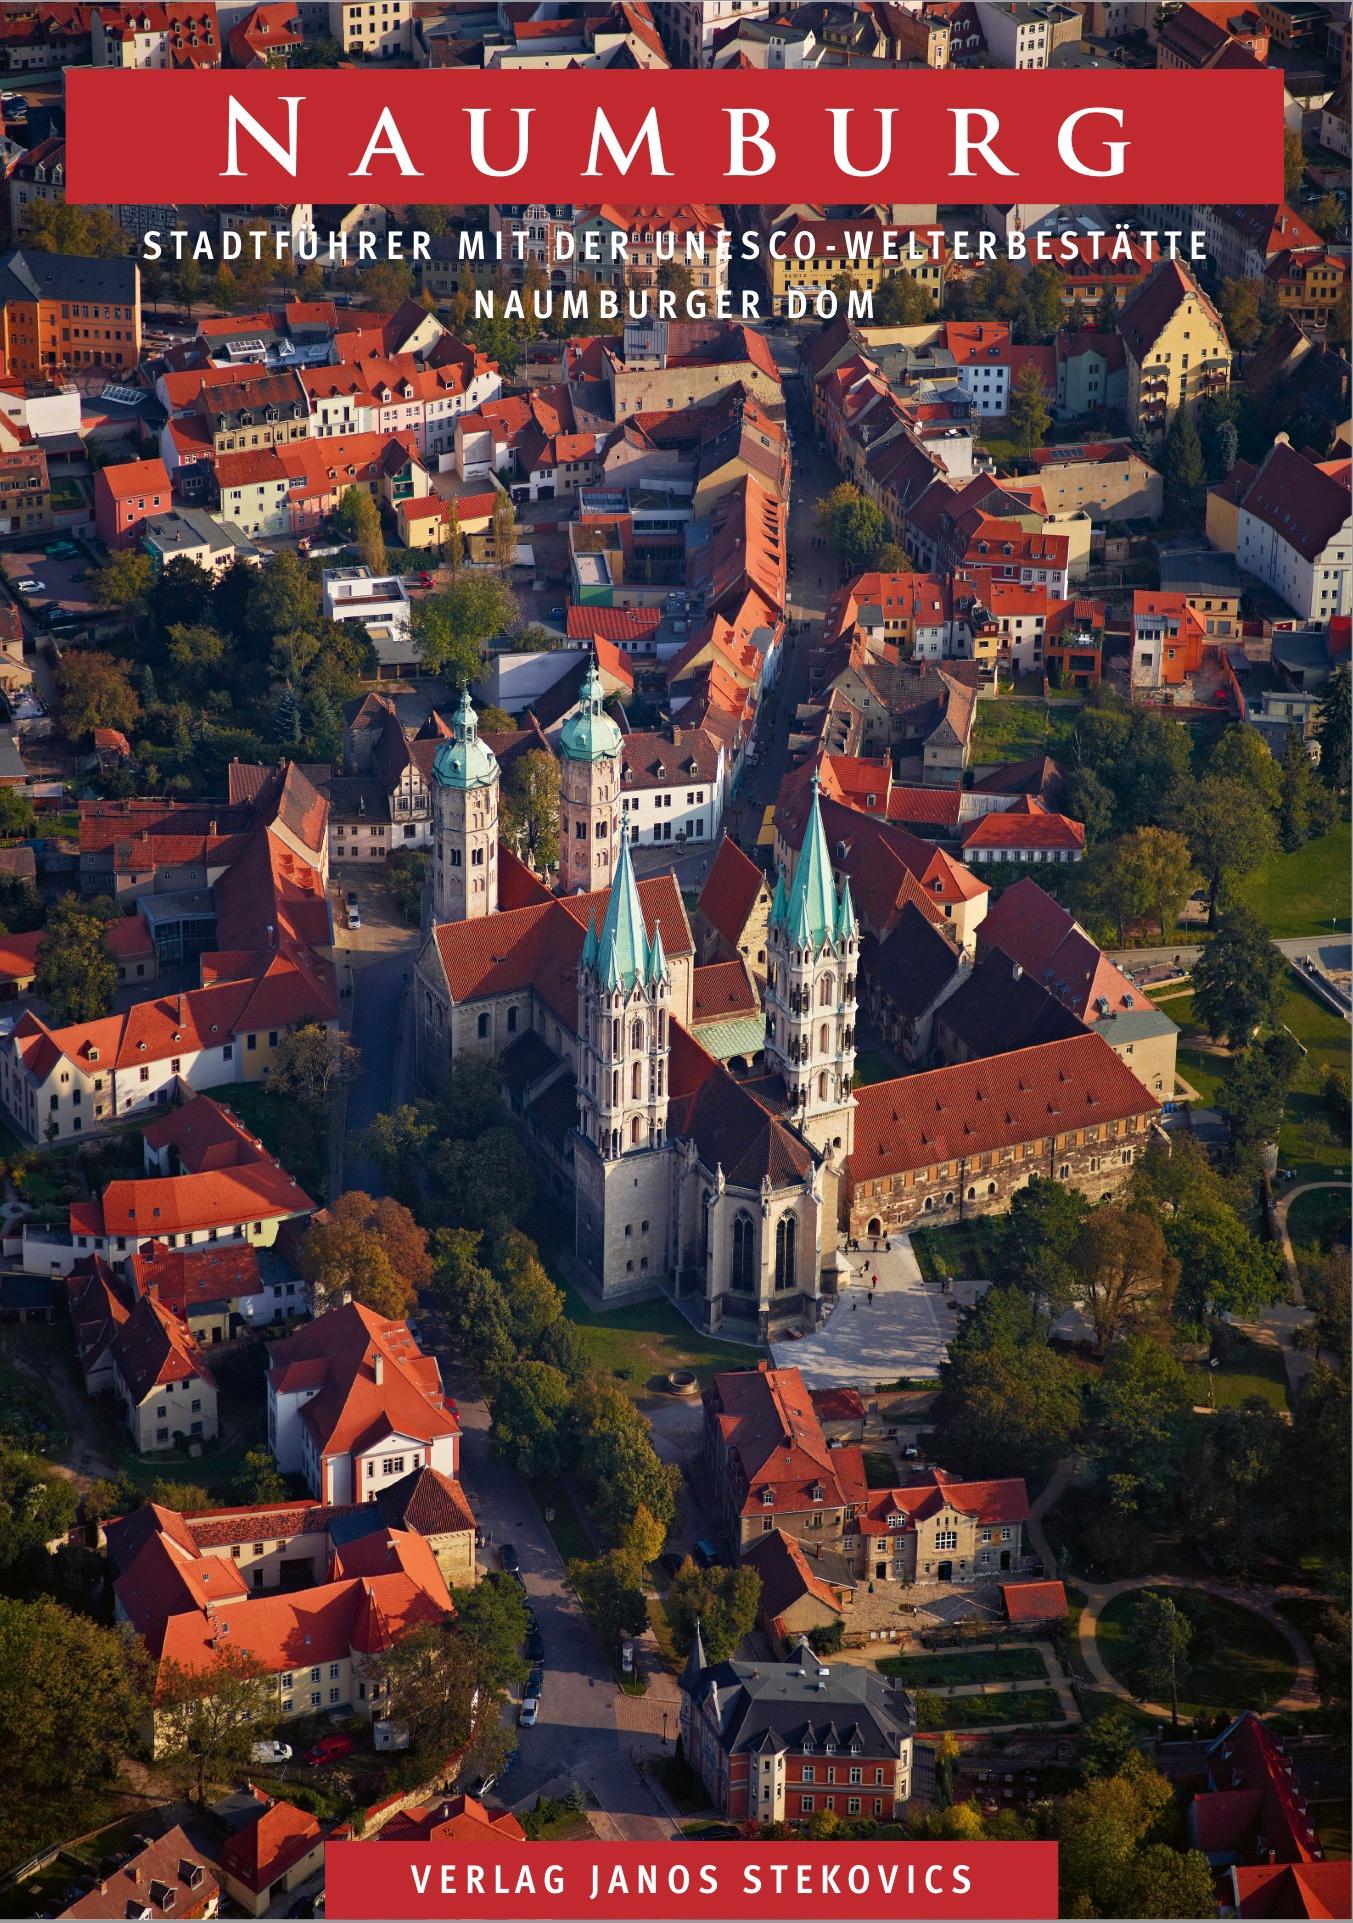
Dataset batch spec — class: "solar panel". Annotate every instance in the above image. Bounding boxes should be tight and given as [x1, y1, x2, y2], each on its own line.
[100, 383, 142, 406]
[228, 337, 267, 357]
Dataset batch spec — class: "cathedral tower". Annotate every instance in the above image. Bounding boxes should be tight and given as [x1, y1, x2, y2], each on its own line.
[430, 687, 499, 924]
[558, 655, 622, 894]
[765, 772, 858, 1160]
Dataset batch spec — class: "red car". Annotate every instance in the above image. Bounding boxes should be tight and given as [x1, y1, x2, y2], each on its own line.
[416, 571, 436, 590]
[304, 1734, 353, 1767]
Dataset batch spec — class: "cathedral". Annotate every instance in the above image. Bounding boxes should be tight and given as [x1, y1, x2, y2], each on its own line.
[414, 669, 859, 1337]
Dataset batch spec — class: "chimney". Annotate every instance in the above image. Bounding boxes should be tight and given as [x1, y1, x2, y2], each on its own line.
[373, 1352, 384, 1386]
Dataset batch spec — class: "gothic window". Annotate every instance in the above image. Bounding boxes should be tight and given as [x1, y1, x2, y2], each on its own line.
[731, 1210, 755, 1295]
[819, 975, 834, 1005]
[632, 1061, 642, 1098]
[819, 1023, 830, 1053]
[631, 1117, 642, 1146]
[774, 1212, 797, 1292]
[631, 1020, 644, 1050]
[818, 1071, 828, 1100]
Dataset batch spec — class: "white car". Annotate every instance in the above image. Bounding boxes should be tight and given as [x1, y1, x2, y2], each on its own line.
[251, 1739, 294, 1766]
[15, 579, 44, 595]
[518, 1696, 540, 1728]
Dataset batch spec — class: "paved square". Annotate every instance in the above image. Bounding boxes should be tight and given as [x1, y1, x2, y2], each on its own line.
[771, 1239, 988, 1388]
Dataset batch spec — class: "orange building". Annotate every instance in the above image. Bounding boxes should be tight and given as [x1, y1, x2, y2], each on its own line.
[0, 246, 140, 378]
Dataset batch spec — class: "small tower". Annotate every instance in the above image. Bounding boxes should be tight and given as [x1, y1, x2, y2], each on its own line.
[576, 832, 671, 1161]
[558, 653, 622, 895]
[430, 687, 499, 924]
[765, 772, 858, 1159]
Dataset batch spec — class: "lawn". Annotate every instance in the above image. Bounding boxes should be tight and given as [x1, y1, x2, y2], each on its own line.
[853, 1048, 898, 1088]
[863, 1448, 899, 1488]
[1240, 822, 1351, 940]
[223, 1080, 328, 1201]
[1094, 1587, 1296, 1720]
[878, 1646, 1047, 1687]
[1184, 1332, 1289, 1412]
[1287, 1185, 1351, 1252]
[910, 1218, 1005, 1284]
[913, 1686, 1064, 1730]
[1277, 980, 1352, 1183]
[971, 698, 1072, 765]
[528, 1474, 596, 1565]
[559, 1283, 754, 1392]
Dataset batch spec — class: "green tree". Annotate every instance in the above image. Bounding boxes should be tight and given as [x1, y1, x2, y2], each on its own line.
[358, 1101, 435, 1209]
[1169, 775, 1277, 922]
[1314, 664, 1350, 790]
[490, 1361, 573, 1477]
[815, 482, 886, 575]
[451, 1572, 531, 1694]
[268, 1022, 360, 1111]
[1191, 903, 1285, 1044]
[1090, 1338, 1192, 1520]
[231, 1448, 289, 1505]
[502, 748, 561, 874]
[1283, 128, 1307, 196]
[1015, 262, 1066, 344]
[1068, 1204, 1179, 1357]
[414, 573, 517, 683]
[573, 1380, 679, 1540]
[667, 1560, 762, 1664]
[444, 499, 465, 573]
[1092, 285, 1120, 334]
[1186, 1399, 1292, 1576]
[935, 1286, 1083, 1477]
[175, 257, 203, 316]
[874, 271, 934, 326]
[656, 259, 694, 302]
[1079, 1705, 1143, 1780]
[1160, 405, 1206, 519]
[568, 1549, 650, 1652]
[1165, 1198, 1282, 1329]
[1278, 725, 1328, 849]
[1059, 766, 1115, 844]
[970, 256, 1022, 321]
[1215, 1033, 1301, 1161]
[157, 1646, 275, 1803]
[1007, 361, 1052, 454]
[995, 1177, 1089, 1313]
[1208, 724, 1282, 814]
[242, 550, 321, 650]
[1084, 826, 1194, 943]
[0, 788, 35, 838]
[1218, 276, 1264, 352]
[57, 650, 142, 743]
[490, 493, 518, 574]
[34, 896, 118, 1024]
[1057, 1750, 1206, 1919]
[1126, 1591, 1193, 1722]
[874, 541, 912, 572]
[337, 485, 386, 573]
[1310, 193, 1344, 239]
[94, 547, 154, 629]
[164, 621, 228, 702]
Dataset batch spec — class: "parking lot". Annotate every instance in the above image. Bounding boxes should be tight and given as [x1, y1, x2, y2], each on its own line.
[1, 538, 101, 627]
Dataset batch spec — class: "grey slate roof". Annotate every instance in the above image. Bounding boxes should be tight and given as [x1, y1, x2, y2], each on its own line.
[683, 1644, 914, 1759]
[0, 246, 138, 306]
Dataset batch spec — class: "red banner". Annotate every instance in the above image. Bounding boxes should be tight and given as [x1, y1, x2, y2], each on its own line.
[325, 1840, 1059, 1920]
[66, 67, 1281, 207]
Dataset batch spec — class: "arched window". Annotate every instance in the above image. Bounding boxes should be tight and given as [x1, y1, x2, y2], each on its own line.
[731, 1210, 755, 1294]
[819, 1023, 830, 1053]
[818, 1071, 828, 1100]
[774, 1212, 797, 1292]
[632, 1061, 642, 1099]
[631, 1019, 644, 1050]
[631, 1117, 642, 1146]
[819, 975, 834, 1006]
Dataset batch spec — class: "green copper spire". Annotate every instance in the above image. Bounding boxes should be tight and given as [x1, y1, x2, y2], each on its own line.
[834, 873, 857, 943]
[768, 864, 786, 934]
[595, 831, 649, 994]
[785, 771, 837, 953]
[432, 685, 498, 790]
[646, 918, 669, 989]
[580, 912, 598, 973]
[560, 651, 623, 763]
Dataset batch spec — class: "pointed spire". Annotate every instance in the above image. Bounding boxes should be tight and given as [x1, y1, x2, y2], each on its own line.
[595, 831, 649, 994]
[785, 770, 837, 953]
[580, 912, 598, 973]
[646, 917, 668, 989]
[768, 863, 786, 933]
[454, 683, 477, 741]
[834, 873, 857, 942]
[682, 1617, 707, 1690]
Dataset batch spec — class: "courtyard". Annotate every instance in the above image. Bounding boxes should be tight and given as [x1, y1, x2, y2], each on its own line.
[770, 1237, 989, 1388]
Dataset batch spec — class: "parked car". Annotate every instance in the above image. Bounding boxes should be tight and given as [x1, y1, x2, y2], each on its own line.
[345, 890, 361, 930]
[15, 579, 44, 594]
[525, 1628, 545, 1664]
[518, 1696, 539, 1728]
[466, 1770, 498, 1799]
[416, 571, 436, 589]
[902, 1442, 921, 1461]
[693, 1538, 720, 1569]
[498, 1543, 520, 1574]
[526, 1665, 544, 1697]
[251, 1738, 294, 1766]
[304, 1733, 353, 1767]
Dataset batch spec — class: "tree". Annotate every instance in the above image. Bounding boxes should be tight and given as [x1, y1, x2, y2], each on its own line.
[0, 1599, 149, 1857]
[363, 1617, 484, 1772]
[0, 787, 35, 838]
[569, 1550, 650, 1653]
[1186, 1398, 1292, 1576]
[667, 1560, 762, 1664]
[1279, 725, 1329, 850]
[1160, 405, 1206, 520]
[874, 541, 912, 572]
[1165, 1198, 1282, 1329]
[1310, 192, 1344, 239]
[1191, 903, 1285, 1045]
[1068, 1205, 1179, 1356]
[874, 271, 933, 326]
[815, 482, 886, 575]
[58, 649, 141, 744]
[33, 896, 118, 1024]
[573, 1380, 679, 1540]
[414, 573, 517, 683]
[452, 1573, 532, 1695]
[358, 1102, 435, 1208]
[1059, 766, 1115, 845]
[243, 550, 321, 649]
[1126, 1591, 1192, 1723]
[1014, 262, 1066, 345]
[175, 257, 203, 316]
[1314, 664, 1350, 790]
[490, 1359, 572, 1477]
[996, 1177, 1089, 1313]
[231, 1447, 288, 1506]
[1208, 724, 1282, 815]
[490, 493, 518, 574]
[1303, 1251, 1351, 1370]
[1080, 1705, 1144, 1780]
[1008, 361, 1052, 454]
[1092, 285, 1120, 334]
[157, 1646, 275, 1803]
[1207, 417, 1239, 482]
[1169, 776, 1276, 922]
[1057, 1751, 1207, 1920]
[1218, 276, 1264, 352]
[1283, 128, 1307, 196]
[970, 256, 1022, 322]
[20, 201, 131, 260]
[1090, 1338, 1192, 1519]
[444, 499, 465, 573]
[268, 1022, 360, 1110]
[336, 485, 386, 573]
[299, 1190, 431, 1319]
[656, 259, 694, 302]
[502, 749, 560, 873]
[1084, 827, 1194, 943]
[1215, 1033, 1301, 1161]
[935, 1286, 1083, 1477]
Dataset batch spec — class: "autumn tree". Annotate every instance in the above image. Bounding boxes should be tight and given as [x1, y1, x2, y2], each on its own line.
[34, 895, 118, 1025]
[874, 271, 934, 326]
[502, 748, 561, 873]
[1056, 1752, 1212, 1920]
[300, 1189, 431, 1318]
[157, 1646, 275, 1803]
[57, 649, 141, 743]
[1218, 276, 1264, 352]
[1283, 128, 1307, 196]
[490, 493, 518, 574]
[268, 1022, 360, 1110]
[1067, 1203, 1179, 1356]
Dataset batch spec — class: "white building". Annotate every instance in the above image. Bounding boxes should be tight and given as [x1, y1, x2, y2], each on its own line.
[1234, 439, 1352, 626]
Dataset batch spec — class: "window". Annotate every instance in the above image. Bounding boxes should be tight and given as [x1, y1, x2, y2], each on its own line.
[774, 1211, 796, 1292]
[934, 1529, 958, 1551]
[731, 1209, 756, 1295]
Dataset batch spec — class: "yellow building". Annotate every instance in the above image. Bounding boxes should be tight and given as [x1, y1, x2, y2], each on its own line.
[1118, 260, 1231, 442]
[765, 218, 944, 319]
[1265, 247, 1349, 329]
[109, 1295, 219, 1453]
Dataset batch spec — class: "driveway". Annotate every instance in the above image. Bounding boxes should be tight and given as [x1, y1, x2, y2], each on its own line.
[330, 868, 420, 1193]
[770, 1239, 987, 1387]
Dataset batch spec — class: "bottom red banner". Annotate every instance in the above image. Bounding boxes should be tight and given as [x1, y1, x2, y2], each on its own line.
[325, 1840, 1059, 1919]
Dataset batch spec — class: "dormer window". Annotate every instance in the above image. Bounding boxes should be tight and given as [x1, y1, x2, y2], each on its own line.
[810, 1483, 824, 1503]
[760, 1486, 774, 1506]
[886, 1511, 903, 1529]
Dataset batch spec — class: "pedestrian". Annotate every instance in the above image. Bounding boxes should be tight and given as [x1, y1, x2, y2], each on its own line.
[868, 1289, 875, 1307]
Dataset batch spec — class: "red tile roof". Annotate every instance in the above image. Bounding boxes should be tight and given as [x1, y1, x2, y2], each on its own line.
[72, 1158, 313, 1241]
[696, 834, 769, 948]
[112, 1293, 215, 1404]
[379, 1794, 526, 1845]
[220, 1801, 322, 1896]
[59, 1824, 218, 1920]
[98, 456, 171, 500]
[976, 877, 1143, 1023]
[849, 1032, 1158, 1181]
[961, 803, 1085, 853]
[1233, 1862, 1351, 1919]
[706, 1362, 867, 1521]
[999, 1579, 1068, 1624]
[130, 1240, 261, 1319]
[691, 958, 760, 1024]
[267, 1301, 459, 1464]
[862, 1470, 1029, 1533]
